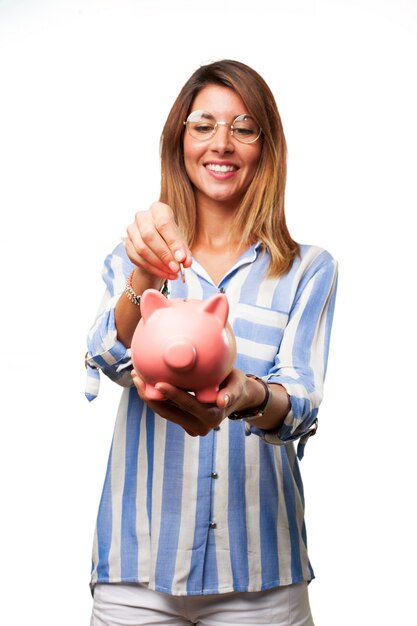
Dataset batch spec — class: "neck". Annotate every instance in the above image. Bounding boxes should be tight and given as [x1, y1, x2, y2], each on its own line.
[191, 234, 250, 286]
[192, 212, 249, 270]
[194, 194, 242, 248]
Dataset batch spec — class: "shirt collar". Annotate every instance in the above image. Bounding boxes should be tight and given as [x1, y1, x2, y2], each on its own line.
[190, 241, 263, 286]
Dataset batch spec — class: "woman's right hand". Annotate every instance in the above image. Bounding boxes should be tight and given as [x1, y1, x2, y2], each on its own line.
[126, 202, 192, 281]
[115, 202, 192, 347]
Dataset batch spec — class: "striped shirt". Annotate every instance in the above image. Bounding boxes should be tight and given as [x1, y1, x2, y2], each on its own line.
[86, 240, 338, 595]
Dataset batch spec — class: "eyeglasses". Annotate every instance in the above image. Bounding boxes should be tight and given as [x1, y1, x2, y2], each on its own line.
[184, 110, 262, 145]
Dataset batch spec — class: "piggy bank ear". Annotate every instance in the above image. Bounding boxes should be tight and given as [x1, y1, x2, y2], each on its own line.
[200, 294, 229, 326]
[140, 288, 171, 322]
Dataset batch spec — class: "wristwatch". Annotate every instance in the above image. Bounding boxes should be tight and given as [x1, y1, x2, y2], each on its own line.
[228, 375, 272, 420]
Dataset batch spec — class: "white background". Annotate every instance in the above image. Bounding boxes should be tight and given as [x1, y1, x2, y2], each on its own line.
[1, 0, 416, 624]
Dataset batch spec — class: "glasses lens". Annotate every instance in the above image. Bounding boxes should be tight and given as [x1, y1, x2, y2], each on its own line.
[186, 110, 216, 141]
[232, 115, 261, 144]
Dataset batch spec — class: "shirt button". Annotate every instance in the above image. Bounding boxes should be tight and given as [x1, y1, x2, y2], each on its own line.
[219, 287, 226, 293]
[214, 426, 220, 431]
[211, 472, 218, 479]
[209, 522, 217, 529]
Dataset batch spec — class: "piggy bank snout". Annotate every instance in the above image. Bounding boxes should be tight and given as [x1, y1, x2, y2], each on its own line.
[163, 340, 196, 371]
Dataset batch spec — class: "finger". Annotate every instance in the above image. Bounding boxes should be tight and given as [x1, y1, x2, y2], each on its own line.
[127, 222, 166, 269]
[155, 383, 201, 413]
[152, 402, 201, 434]
[155, 383, 224, 433]
[216, 392, 232, 410]
[150, 203, 192, 267]
[131, 370, 147, 397]
[125, 237, 178, 281]
[131, 373, 197, 428]
[137, 208, 179, 269]
[215, 369, 246, 411]
[129, 215, 179, 276]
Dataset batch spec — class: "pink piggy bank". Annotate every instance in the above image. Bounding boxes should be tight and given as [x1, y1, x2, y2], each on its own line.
[131, 289, 237, 402]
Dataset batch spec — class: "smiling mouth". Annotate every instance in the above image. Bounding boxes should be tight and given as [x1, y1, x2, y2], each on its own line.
[205, 163, 238, 173]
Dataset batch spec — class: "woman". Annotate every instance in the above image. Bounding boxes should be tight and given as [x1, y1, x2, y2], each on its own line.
[86, 59, 338, 626]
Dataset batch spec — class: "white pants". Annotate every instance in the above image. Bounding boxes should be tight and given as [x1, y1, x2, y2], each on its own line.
[90, 582, 314, 626]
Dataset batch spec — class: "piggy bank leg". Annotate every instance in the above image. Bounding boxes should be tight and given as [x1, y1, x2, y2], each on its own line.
[144, 384, 165, 401]
[195, 387, 219, 403]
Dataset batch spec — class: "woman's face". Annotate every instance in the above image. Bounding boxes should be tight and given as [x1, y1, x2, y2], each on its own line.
[183, 84, 262, 212]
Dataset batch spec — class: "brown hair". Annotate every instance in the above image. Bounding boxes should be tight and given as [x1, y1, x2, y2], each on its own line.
[160, 59, 299, 277]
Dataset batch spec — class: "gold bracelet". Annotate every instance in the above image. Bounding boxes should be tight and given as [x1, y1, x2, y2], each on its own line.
[124, 270, 169, 306]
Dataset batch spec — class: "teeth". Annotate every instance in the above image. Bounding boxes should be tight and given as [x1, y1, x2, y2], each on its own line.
[206, 163, 237, 172]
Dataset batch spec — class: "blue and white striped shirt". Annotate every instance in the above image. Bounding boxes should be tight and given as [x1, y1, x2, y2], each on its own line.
[86, 241, 338, 595]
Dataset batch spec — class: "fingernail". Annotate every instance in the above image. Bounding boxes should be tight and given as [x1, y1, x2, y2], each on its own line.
[168, 261, 178, 272]
[174, 249, 185, 262]
[155, 384, 167, 396]
[224, 394, 230, 407]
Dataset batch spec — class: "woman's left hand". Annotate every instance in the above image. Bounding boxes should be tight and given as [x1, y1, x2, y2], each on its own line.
[131, 368, 253, 436]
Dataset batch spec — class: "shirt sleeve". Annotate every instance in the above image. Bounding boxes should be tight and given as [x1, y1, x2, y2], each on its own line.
[245, 251, 338, 458]
[85, 241, 135, 400]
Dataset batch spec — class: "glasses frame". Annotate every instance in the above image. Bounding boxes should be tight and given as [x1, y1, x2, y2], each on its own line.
[183, 110, 262, 145]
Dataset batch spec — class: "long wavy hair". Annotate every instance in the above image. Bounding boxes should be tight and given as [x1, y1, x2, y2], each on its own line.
[160, 59, 299, 277]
